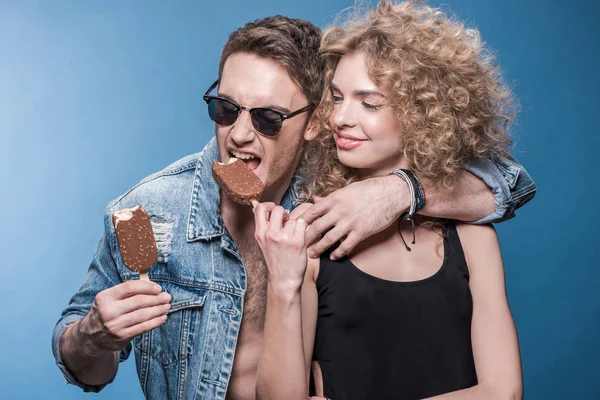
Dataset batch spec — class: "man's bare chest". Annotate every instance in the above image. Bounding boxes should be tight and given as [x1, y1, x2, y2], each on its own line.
[234, 235, 268, 331]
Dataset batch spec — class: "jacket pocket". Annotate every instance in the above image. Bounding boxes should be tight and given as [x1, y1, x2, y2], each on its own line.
[134, 279, 207, 367]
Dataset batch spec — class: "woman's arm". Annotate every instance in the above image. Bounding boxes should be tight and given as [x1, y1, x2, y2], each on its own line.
[425, 224, 523, 400]
[301, 257, 320, 387]
[255, 203, 320, 400]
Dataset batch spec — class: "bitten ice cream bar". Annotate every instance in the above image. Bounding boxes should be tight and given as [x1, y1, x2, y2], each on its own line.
[212, 158, 264, 206]
[112, 206, 157, 281]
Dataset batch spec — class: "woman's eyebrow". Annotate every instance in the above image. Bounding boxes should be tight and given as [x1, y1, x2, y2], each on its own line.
[330, 82, 384, 98]
[353, 89, 385, 97]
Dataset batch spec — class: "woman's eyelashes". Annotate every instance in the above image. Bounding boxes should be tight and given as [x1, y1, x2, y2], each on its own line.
[361, 101, 380, 110]
[332, 93, 382, 111]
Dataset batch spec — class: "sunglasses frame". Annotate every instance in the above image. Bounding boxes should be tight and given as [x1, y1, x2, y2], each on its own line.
[203, 80, 313, 137]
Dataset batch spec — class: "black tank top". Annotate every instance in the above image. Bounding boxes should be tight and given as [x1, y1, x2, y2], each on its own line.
[312, 221, 477, 400]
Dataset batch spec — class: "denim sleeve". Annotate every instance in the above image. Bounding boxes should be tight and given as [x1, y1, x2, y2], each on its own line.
[465, 153, 536, 224]
[51, 202, 132, 392]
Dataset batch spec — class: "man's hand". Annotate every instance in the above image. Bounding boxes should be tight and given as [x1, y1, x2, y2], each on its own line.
[254, 202, 308, 296]
[299, 175, 409, 260]
[78, 280, 171, 355]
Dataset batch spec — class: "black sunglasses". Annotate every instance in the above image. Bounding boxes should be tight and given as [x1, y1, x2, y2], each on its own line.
[203, 80, 313, 137]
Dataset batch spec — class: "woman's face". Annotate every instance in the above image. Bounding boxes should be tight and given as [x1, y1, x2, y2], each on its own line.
[329, 52, 409, 178]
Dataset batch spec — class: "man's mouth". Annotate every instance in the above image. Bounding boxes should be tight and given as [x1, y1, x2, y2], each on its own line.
[229, 150, 261, 171]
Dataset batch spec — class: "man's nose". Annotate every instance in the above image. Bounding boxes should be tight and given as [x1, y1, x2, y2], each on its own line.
[229, 110, 256, 145]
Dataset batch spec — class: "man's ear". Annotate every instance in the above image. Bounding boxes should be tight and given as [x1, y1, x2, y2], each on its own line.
[303, 118, 319, 141]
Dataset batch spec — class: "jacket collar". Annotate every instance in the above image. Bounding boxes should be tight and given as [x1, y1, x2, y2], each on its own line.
[186, 138, 302, 242]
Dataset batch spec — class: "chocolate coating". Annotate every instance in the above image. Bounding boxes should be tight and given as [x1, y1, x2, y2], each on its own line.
[212, 159, 264, 206]
[112, 206, 157, 273]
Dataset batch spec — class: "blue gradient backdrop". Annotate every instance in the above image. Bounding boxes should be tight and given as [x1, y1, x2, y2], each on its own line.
[1, 0, 598, 399]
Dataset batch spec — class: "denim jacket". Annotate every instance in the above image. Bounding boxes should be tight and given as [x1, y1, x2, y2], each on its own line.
[52, 138, 535, 399]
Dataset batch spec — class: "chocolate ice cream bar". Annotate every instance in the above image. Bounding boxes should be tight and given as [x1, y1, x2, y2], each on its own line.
[212, 158, 264, 206]
[112, 206, 157, 280]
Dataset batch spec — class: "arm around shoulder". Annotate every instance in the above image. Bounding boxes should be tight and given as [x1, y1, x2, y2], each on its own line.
[464, 153, 536, 224]
[420, 152, 536, 225]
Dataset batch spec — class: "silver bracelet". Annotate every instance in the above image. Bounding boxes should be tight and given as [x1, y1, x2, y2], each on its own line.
[389, 169, 417, 220]
[389, 169, 418, 250]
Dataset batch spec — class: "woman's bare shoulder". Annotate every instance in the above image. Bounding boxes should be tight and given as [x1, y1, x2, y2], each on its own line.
[455, 222, 501, 272]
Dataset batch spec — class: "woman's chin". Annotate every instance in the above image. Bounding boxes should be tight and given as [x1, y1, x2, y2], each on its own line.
[337, 154, 372, 170]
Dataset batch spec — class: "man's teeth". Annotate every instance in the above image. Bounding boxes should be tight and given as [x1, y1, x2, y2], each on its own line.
[230, 151, 257, 160]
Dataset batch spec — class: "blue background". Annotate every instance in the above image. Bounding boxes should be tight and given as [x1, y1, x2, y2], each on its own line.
[1, 0, 598, 398]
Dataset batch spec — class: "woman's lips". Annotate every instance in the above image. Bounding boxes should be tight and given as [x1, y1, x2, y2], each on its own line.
[335, 134, 366, 150]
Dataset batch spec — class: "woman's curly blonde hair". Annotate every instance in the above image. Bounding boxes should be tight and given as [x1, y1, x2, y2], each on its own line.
[299, 0, 516, 198]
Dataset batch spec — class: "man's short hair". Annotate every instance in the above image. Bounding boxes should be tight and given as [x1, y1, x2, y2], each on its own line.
[219, 15, 325, 109]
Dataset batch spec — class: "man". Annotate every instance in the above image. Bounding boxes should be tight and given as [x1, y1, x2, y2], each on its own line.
[52, 16, 535, 400]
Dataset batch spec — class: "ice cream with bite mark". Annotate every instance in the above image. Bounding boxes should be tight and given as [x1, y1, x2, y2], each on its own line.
[112, 205, 157, 280]
[212, 157, 264, 206]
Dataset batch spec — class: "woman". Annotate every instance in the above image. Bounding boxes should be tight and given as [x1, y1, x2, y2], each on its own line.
[254, 1, 523, 399]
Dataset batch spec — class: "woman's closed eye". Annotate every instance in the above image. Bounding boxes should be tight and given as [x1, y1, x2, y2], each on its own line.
[332, 94, 344, 104]
[361, 101, 382, 110]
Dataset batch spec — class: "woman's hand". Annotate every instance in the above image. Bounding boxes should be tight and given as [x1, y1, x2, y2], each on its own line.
[254, 202, 308, 296]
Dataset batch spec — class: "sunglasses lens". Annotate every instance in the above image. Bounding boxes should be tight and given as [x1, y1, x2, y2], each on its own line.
[207, 98, 239, 126]
[252, 109, 283, 137]
[206, 96, 285, 137]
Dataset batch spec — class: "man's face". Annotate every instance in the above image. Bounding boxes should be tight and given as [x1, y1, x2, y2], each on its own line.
[215, 52, 315, 202]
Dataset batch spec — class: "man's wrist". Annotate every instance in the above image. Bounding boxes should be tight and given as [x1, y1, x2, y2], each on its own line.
[61, 319, 119, 387]
[405, 170, 426, 213]
[386, 171, 411, 216]
[74, 316, 114, 358]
